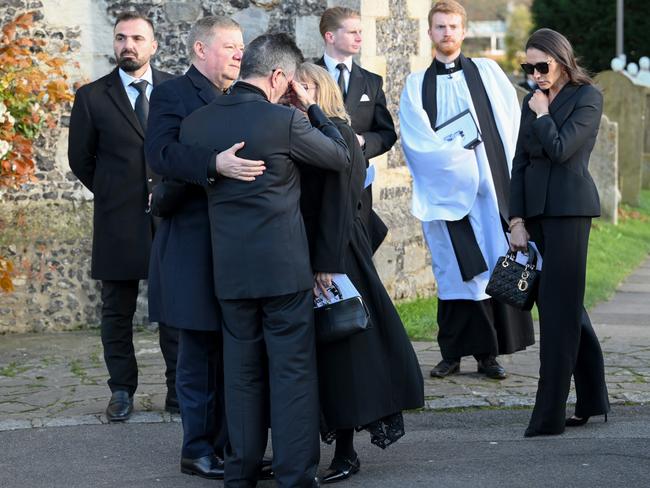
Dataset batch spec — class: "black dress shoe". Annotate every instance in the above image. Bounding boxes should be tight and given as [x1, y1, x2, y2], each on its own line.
[164, 392, 180, 414]
[106, 391, 133, 422]
[260, 457, 274, 480]
[430, 359, 460, 378]
[180, 455, 224, 480]
[565, 413, 608, 427]
[321, 455, 360, 484]
[477, 357, 507, 380]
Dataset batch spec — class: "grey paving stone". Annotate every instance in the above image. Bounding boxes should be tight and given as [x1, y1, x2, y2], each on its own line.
[0, 419, 32, 431]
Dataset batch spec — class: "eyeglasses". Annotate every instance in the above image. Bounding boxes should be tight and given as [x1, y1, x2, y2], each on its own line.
[520, 59, 553, 75]
[299, 82, 316, 90]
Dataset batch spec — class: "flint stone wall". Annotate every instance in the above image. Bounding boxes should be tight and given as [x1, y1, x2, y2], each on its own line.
[0, 0, 434, 333]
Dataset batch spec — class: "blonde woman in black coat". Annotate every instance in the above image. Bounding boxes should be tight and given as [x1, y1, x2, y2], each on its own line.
[509, 29, 610, 437]
[296, 62, 424, 483]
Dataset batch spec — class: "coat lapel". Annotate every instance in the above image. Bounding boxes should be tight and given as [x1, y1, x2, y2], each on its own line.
[186, 64, 220, 104]
[549, 83, 580, 126]
[345, 63, 365, 113]
[105, 68, 144, 138]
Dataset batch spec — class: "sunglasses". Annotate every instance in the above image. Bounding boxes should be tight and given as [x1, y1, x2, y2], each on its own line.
[520, 60, 553, 75]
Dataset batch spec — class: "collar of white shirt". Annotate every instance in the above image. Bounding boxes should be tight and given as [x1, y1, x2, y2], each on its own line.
[119, 66, 154, 90]
[323, 53, 353, 76]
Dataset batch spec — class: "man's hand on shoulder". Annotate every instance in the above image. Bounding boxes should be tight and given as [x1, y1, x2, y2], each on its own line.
[215, 142, 266, 182]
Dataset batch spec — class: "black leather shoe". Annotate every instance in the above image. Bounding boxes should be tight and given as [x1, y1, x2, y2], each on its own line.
[321, 455, 360, 484]
[106, 391, 133, 422]
[260, 457, 274, 480]
[477, 357, 507, 380]
[164, 392, 180, 414]
[430, 359, 460, 378]
[566, 413, 608, 427]
[180, 455, 224, 480]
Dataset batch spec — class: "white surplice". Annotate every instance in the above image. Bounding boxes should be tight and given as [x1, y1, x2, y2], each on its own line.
[399, 59, 521, 300]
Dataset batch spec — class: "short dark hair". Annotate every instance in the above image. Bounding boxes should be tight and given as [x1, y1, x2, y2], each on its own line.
[525, 28, 593, 86]
[240, 33, 304, 79]
[113, 11, 155, 36]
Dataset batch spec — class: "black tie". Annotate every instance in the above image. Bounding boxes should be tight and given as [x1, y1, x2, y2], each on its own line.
[336, 63, 347, 98]
[131, 80, 149, 131]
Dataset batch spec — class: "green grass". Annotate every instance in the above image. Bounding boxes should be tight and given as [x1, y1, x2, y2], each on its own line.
[398, 190, 650, 341]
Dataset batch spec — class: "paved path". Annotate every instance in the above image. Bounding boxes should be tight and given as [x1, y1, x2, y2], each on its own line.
[1, 258, 649, 431]
[2, 407, 649, 488]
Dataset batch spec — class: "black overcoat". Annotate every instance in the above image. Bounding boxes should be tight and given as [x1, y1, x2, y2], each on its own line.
[68, 67, 172, 280]
[300, 119, 424, 432]
[144, 66, 221, 330]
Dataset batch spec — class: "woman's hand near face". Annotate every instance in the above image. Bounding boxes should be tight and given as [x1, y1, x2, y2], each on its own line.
[290, 80, 316, 112]
[528, 89, 550, 115]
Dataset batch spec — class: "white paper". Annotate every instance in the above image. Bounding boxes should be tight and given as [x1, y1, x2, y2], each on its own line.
[364, 164, 375, 189]
[313, 273, 361, 308]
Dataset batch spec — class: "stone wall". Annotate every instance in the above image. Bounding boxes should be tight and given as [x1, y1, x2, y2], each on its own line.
[0, 0, 435, 333]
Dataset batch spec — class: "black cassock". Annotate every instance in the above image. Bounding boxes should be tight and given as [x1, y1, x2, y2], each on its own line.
[300, 118, 424, 449]
[421, 55, 534, 359]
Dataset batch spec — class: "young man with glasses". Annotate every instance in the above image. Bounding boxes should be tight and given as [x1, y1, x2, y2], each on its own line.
[399, 0, 535, 381]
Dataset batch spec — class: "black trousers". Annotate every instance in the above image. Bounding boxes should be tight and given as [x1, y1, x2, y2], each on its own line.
[526, 217, 610, 434]
[437, 299, 499, 361]
[219, 291, 319, 488]
[176, 329, 227, 459]
[100, 280, 178, 396]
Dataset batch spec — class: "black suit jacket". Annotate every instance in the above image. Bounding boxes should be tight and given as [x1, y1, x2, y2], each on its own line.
[68, 67, 172, 280]
[144, 65, 221, 330]
[179, 82, 350, 300]
[510, 84, 602, 219]
[315, 57, 396, 251]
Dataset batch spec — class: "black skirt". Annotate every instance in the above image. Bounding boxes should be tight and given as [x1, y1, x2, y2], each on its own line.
[317, 218, 425, 446]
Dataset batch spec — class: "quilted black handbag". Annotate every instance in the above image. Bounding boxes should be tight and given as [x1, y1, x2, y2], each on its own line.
[486, 244, 539, 311]
[314, 296, 371, 344]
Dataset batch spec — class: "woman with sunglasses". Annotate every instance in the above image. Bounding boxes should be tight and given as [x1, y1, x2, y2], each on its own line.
[509, 28, 610, 437]
[294, 62, 424, 483]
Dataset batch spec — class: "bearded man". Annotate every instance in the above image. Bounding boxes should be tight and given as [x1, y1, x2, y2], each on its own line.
[69, 11, 178, 422]
[399, 0, 534, 380]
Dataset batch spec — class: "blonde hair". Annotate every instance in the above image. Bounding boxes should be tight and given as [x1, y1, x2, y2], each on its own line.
[296, 63, 350, 124]
[428, 0, 467, 29]
[319, 7, 360, 38]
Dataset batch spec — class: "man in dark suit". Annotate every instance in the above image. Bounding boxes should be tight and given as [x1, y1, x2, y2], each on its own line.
[180, 33, 350, 488]
[68, 12, 178, 422]
[145, 16, 265, 480]
[316, 6, 397, 252]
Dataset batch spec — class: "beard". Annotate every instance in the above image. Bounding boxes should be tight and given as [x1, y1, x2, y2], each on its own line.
[117, 53, 146, 72]
[434, 39, 462, 56]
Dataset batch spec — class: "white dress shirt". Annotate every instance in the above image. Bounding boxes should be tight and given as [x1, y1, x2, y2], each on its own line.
[323, 53, 353, 93]
[118, 66, 154, 109]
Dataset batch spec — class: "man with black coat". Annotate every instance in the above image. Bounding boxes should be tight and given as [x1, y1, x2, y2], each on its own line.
[180, 33, 349, 488]
[316, 6, 397, 252]
[68, 12, 177, 423]
[145, 16, 265, 480]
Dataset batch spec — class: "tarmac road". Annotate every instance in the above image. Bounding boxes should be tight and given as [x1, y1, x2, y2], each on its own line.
[1, 405, 648, 488]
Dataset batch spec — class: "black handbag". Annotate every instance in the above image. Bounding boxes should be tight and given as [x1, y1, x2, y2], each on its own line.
[314, 296, 371, 344]
[486, 244, 540, 311]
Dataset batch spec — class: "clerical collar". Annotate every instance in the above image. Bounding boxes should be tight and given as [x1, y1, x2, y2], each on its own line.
[434, 57, 462, 78]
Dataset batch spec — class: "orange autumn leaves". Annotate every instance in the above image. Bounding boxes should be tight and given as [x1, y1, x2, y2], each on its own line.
[1, 12, 76, 292]
[0, 11, 75, 188]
